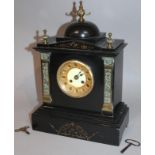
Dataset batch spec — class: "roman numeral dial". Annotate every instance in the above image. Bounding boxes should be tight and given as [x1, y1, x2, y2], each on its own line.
[57, 60, 94, 98]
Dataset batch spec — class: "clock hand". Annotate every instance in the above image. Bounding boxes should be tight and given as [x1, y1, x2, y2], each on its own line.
[78, 71, 84, 77]
[74, 71, 83, 80]
[77, 71, 82, 76]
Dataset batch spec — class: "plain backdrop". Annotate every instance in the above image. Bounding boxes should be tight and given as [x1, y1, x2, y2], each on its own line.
[15, 0, 141, 155]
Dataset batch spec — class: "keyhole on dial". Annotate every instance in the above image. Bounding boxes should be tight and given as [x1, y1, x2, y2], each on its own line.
[69, 80, 73, 83]
[81, 81, 85, 84]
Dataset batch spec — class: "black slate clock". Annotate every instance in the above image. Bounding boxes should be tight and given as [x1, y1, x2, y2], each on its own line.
[31, 1, 129, 146]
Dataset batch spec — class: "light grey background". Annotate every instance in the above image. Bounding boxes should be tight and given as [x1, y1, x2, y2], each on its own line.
[15, 0, 141, 155]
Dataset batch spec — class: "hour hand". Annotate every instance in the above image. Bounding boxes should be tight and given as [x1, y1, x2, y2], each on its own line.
[78, 71, 84, 77]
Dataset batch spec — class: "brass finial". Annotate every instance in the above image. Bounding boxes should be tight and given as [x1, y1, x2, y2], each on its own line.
[35, 30, 39, 43]
[43, 29, 48, 45]
[77, 1, 91, 23]
[66, 2, 78, 22]
[107, 33, 113, 49]
[43, 29, 47, 36]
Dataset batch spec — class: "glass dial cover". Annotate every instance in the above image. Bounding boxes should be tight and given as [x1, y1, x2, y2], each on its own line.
[57, 60, 94, 98]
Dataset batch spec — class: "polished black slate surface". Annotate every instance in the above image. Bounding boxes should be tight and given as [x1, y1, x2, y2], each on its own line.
[34, 38, 126, 57]
[32, 102, 129, 146]
[56, 32, 106, 43]
[49, 52, 104, 112]
[64, 21, 100, 38]
[34, 33, 127, 113]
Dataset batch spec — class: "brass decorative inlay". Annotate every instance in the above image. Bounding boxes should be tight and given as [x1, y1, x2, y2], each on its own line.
[65, 2, 78, 22]
[52, 41, 95, 50]
[102, 57, 114, 113]
[50, 122, 97, 140]
[77, 1, 91, 23]
[42, 95, 52, 103]
[102, 103, 113, 113]
[106, 33, 113, 49]
[41, 53, 52, 103]
[57, 60, 94, 98]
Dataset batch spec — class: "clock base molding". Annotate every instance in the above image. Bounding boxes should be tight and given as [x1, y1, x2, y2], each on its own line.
[32, 102, 129, 146]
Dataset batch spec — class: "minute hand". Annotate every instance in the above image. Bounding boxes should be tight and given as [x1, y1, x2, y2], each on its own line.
[74, 72, 83, 80]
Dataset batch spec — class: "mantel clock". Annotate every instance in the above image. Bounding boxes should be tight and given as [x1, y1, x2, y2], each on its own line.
[31, 1, 129, 146]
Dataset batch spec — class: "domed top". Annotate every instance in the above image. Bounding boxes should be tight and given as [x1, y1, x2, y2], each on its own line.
[64, 21, 100, 39]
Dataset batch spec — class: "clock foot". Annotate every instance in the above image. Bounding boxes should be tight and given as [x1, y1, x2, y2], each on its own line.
[32, 102, 129, 146]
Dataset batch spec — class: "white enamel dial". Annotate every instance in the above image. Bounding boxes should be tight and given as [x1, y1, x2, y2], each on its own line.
[67, 68, 86, 88]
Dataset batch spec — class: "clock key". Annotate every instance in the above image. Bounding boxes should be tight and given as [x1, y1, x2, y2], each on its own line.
[15, 126, 30, 135]
[120, 139, 140, 153]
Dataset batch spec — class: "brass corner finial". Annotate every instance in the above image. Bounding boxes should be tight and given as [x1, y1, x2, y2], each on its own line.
[43, 29, 47, 36]
[43, 29, 48, 45]
[35, 30, 39, 43]
[66, 2, 78, 22]
[36, 30, 39, 36]
[77, 1, 91, 23]
[107, 33, 113, 49]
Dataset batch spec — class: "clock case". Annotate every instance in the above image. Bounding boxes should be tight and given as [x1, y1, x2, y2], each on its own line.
[32, 21, 129, 146]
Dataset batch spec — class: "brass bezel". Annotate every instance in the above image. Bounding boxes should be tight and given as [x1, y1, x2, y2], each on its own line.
[57, 60, 94, 98]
